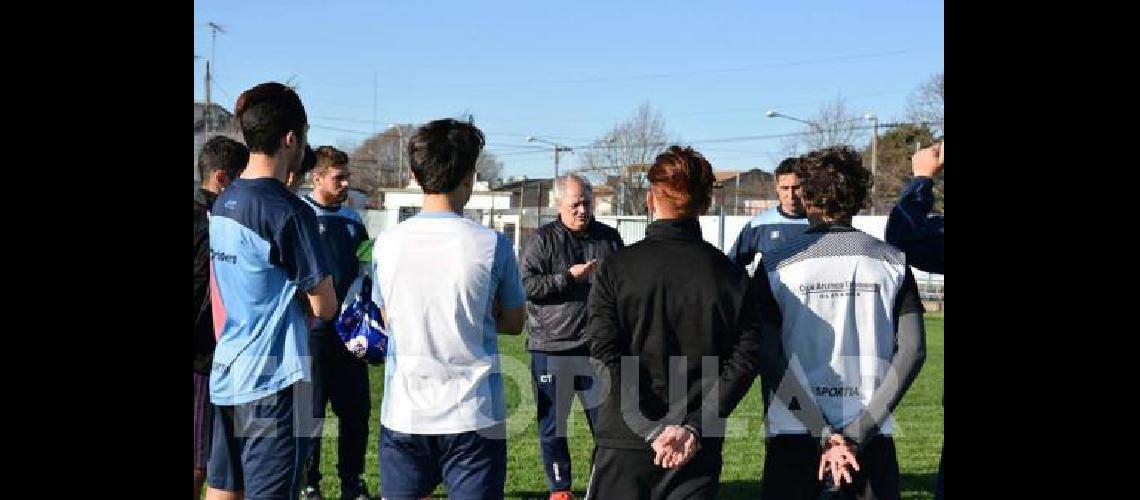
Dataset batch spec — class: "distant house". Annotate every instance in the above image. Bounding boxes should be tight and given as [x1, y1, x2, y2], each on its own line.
[710, 168, 777, 216]
[193, 102, 243, 190]
[592, 184, 616, 215]
[492, 177, 555, 209]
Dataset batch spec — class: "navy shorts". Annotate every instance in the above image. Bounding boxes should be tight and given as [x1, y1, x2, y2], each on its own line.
[207, 382, 319, 498]
[194, 372, 212, 469]
[379, 423, 507, 500]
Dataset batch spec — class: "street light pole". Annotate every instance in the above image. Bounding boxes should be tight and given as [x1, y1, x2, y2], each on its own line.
[765, 110, 821, 132]
[767, 110, 880, 214]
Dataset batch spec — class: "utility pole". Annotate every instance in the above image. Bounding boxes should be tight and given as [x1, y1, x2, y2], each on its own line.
[204, 22, 226, 134]
[205, 61, 212, 133]
[526, 136, 573, 187]
[734, 173, 740, 216]
[867, 114, 878, 215]
[395, 126, 405, 189]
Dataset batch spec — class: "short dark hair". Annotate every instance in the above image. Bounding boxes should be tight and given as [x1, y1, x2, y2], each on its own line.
[773, 156, 801, 177]
[646, 145, 716, 217]
[298, 145, 317, 176]
[198, 135, 249, 181]
[798, 146, 871, 219]
[406, 119, 485, 194]
[233, 82, 307, 156]
[313, 145, 349, 176]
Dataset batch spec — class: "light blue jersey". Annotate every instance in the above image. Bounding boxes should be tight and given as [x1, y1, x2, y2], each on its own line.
[208, 178, 329, 406]
[371, 211, 525, 434]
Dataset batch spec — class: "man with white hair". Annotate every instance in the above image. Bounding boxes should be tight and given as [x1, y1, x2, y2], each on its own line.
[519, 174, 624, 500]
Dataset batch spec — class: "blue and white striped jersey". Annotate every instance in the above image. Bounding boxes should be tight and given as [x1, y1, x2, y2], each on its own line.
[207, 178, 329, 406]
[301, 195, 369, 332]
[726, 205, 809, 275]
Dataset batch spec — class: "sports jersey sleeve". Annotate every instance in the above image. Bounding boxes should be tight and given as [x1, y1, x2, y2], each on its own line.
[885, 177, 944, 274]
[894, 265, 925, 318]
[726, 226, 756, 271]
[193, 205, 211, 316]
[274, 209, 329, 293]
[586, 261, 662, 441]
[841, 267, 927, 451]
[494, 233, 525, 309]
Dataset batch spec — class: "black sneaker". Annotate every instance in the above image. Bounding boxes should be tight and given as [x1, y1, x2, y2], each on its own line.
[340, 477, 373, 500]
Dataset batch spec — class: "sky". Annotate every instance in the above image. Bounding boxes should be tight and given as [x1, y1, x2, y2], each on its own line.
[194, 0, 944, 180]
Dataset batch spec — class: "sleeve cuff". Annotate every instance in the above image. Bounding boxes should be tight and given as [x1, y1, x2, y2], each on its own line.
[645, 424, 665, 443]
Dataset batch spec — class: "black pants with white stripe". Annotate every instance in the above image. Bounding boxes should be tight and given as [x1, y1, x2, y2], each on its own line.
[585, 444, 722, 500]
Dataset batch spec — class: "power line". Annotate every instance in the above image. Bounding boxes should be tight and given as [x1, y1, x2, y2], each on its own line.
[309, 122, 587, 145]
[566, 121, 941, 150]
[311, 121, 941, 153]
[309, 123, 547, 152]
[324, 47, 942, 89]
[309, 87, 913, 130]
[312, 115, 594, 143]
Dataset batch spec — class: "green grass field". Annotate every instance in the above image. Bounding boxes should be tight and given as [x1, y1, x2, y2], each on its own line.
[310, 315, 944, 499]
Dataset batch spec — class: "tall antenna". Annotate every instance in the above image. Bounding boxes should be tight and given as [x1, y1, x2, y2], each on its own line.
[207, 22, 226, 67]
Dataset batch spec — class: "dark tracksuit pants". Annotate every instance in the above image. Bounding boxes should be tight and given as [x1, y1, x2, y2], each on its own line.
[585, 443, 724, 500]
[531, 346, 601, 492]
[306, 331, 371, 488]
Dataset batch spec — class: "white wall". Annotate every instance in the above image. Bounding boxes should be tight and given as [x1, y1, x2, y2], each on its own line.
[381, 190, 511, 211]
[598, 214, 942, 283]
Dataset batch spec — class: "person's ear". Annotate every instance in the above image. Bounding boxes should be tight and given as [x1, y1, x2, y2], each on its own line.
[214, 170, 230, 189]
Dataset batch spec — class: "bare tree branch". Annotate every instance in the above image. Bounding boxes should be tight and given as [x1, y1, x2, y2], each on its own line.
[578, 102, 674, 215]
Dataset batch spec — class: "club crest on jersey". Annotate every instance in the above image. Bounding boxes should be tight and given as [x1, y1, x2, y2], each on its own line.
[347, 225, 356, 238]
[318, 223, 326, 234]
[770, 230, 780, 239]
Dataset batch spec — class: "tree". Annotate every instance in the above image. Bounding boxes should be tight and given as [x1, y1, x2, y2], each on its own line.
[578, 102, 673, 215]
[907, 72, 944, 136]
[347, 123, 505, 206]
[779, 94, 866, 156]
[475, 150, 503, 184]
[348, 124, 414, 206]
[862, 123, 943, 213]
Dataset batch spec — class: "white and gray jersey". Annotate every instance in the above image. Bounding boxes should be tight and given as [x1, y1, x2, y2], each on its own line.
[760, 224, 923, 437]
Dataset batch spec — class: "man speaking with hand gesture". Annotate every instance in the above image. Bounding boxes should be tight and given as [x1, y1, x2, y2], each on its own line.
[519, 174, 623, 500]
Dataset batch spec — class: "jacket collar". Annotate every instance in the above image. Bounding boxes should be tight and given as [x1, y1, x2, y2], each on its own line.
[645, 217, 703, 241]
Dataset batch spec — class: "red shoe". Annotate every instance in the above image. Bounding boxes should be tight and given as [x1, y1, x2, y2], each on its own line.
[549, 491, 574, 500]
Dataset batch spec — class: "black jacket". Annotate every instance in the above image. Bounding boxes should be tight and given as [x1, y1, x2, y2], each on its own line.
[193, 188, 218, 374]
[520, 218, 624, 352]
[586, 218, 778, 450]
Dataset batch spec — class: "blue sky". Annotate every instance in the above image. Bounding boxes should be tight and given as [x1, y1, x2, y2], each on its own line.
[194, 0, 943, 179]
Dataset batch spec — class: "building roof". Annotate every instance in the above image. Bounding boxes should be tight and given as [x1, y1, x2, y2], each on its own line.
[713, 170, 743, 183]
